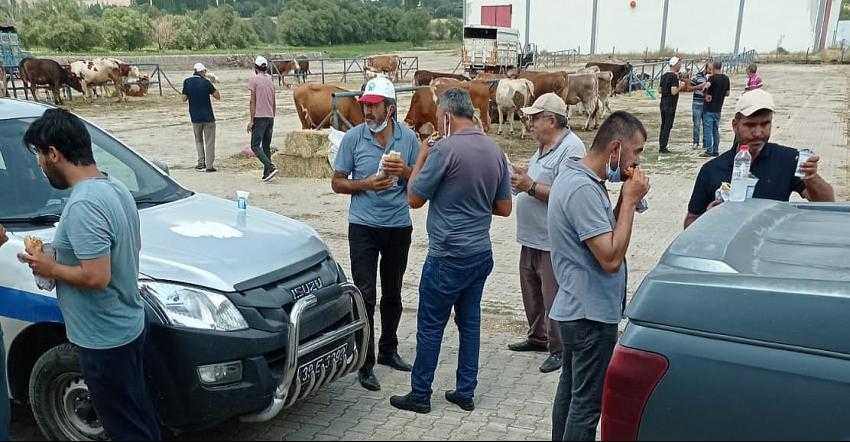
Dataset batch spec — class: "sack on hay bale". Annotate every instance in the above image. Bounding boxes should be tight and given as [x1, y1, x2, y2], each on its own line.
[271, 130, 334, 178]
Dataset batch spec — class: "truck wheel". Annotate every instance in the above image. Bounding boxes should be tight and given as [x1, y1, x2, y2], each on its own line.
[28, 343, 107, 441]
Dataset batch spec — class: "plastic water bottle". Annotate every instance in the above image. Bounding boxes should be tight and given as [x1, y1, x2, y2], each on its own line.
[733, 144, 752, 180]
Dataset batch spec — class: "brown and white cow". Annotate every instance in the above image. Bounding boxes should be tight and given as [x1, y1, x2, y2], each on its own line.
[293, 83, 365, 130]
[404, 86, 439, 139]
[70, 58, 141, 103]
[596, 71, 614, 119]
[412, 70, 470, 87]
[122, 77, 151, 98]
[495, 79, 535, 138]
[272, 59, 300, 88]
[18, 58, 83, 105]
[365, 55, 400, 82]
[563, 72, 602, 131]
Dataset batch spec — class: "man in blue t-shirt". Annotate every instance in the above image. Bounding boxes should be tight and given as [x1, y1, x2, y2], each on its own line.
[19, 109, 159, 441]
[182, 63, 221, 172]
[332, 77, 420, 392]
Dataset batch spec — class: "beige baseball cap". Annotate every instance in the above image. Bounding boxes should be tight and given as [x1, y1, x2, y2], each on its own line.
[669, 56, 681, 66]
[521, 93, 568, 118]
[735, 88, 775, 117]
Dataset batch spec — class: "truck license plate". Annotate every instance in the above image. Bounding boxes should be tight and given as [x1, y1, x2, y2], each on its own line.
[298, 344, 349, 383]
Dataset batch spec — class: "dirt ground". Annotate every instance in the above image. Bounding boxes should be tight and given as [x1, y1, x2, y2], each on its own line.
[58, 55, 850, 328]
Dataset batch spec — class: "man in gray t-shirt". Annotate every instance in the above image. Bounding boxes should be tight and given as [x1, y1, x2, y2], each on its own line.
[508, 93, 586, 374]
[547, 111, 650, 441]
[389, 88, 512, 415]
[19, 109, 159, 440]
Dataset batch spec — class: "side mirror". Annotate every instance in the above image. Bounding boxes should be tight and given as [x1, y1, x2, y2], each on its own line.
[152, 160, 170, 176]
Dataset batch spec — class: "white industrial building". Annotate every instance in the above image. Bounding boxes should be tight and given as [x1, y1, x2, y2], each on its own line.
[464, 0, 843, 55]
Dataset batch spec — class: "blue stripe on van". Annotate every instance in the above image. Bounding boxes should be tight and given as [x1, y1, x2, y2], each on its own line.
[0, 286, 64, 323]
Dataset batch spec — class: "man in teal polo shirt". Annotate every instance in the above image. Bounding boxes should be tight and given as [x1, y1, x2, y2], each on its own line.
[331, 76, 420, 392]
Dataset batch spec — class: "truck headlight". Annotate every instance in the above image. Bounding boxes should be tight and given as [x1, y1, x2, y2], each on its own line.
[140, 281, 248, 331]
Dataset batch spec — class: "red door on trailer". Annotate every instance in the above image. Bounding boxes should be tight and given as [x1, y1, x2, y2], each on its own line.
[481, 5, 512, 27]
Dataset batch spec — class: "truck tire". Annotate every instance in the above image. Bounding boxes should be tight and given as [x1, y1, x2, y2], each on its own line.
[28, 343, 107, 441]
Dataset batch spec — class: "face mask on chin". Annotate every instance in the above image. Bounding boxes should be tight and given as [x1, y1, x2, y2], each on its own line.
[367, 106, 392, 134]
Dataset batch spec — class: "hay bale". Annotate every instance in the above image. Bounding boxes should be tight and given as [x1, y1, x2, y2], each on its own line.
[272, 129, 334, 178]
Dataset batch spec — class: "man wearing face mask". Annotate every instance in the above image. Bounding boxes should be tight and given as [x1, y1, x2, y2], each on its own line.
[548, 111, 650, 441]
[390, 88, 512, 414]
[684, 89, 835, 229]
[332, 76, 420, 392]
[18, 109, 160, 440]
[508, 93, 586, 374]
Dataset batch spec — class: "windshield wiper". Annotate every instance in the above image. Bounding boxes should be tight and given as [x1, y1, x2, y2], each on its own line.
[135, 190, 193, 207]
[0, 214, 61, 225]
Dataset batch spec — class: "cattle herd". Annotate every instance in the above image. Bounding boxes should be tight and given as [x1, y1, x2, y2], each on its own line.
[5, 57, 150, 105]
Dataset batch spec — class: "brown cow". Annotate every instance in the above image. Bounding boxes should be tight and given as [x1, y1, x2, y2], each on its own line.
[515, 70, 569, 100]
[0, 65, 6, 98]
[273, 60, 300, 88]
[18, 58, 83, 105]
[404, 86, 439, 139]
[412, 70, 470, 87]
[563, 72, 602, 131]
[293, 83, 365, 130]
[585, 61, 632, 91]
[366, 55, 400, 82]
[122, 77, 151, 97]
[430, 78, 492, 133]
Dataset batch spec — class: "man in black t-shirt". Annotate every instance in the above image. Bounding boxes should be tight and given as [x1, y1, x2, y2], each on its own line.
[658, 57, 684, 154]
[182, 63, 221, 172]
[684, 89, 835, 228]
[701, 60, 731, 157]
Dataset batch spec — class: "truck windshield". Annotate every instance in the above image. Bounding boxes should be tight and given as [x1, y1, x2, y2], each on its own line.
[0, 117, 191, 223]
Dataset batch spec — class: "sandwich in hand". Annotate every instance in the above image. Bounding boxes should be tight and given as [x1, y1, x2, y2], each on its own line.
[24, 236, 44, 256]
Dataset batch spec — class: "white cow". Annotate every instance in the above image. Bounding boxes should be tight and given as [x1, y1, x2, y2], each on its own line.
[70, 58, 140, 103]
[495, 78, 535, 138]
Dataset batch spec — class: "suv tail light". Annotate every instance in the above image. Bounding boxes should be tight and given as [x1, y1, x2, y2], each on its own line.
[601, 345, 668, 441]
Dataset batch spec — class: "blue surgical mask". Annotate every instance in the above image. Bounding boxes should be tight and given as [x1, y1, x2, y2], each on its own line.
[606, 144, 623, 183]
[368, 106, 393, 133]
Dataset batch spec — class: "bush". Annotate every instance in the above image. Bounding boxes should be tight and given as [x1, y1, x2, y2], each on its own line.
[251, 16, 279, 44]
[171, 14, 201, 50]
[446, 17, 463, 40]
[18, 0, 104, 51]
[397, 8, 431, 46]
[102, 7, 151, 51]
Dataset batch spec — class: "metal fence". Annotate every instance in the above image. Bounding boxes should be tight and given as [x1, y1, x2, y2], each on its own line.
[534, 49, 581, 69]
[624, 50, 758, 94]
[270, 56, 419, 86]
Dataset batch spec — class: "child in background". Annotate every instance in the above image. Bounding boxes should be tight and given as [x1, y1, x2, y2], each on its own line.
[745, 63, 764, 91]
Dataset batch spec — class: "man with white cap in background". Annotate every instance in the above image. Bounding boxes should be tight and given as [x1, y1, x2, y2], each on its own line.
[507, 93, 586, 374]
[658, 56, 684, 154]
[182, 62, 220, 172]
[331, 76, 420, 392]
[684, 88, 835, 228]
[248, 55, 279, 182]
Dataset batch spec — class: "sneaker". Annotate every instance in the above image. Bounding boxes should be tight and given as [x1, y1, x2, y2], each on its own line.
[194, 164, 206, 171]
[390, 393, 431, 414]
[700, 152, 718, 158]
[261, 168, 279, 182]
[692, 143, 701, 150]
[205, 168, 217, 173]
[659, 147, 671, 154]
[539, 353, 563, 374]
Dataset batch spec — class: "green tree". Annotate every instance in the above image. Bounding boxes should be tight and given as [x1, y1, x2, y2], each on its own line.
[171, 13, 202, 49]
[18, 0, 103, 51]
[102, 7, 151, 50]
[251, 16, 278, 44]
[397, 8, 430, 45]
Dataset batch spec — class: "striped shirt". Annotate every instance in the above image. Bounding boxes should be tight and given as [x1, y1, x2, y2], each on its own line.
[691, 71, 708, 100]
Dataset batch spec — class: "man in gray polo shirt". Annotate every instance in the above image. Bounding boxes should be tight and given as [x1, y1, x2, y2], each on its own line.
[508, 93, 586, 374]
[548, 111, 650, 441]
[390, 88, 512, 414]
[332, 77, 420, 392]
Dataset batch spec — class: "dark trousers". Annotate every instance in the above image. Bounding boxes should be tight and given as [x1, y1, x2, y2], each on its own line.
[0, 329, 8, 442]
[552, 319, 618, 442]
[250, 117, 275, 173]
[348, 223, 412, 373]
[659, 107, 676, 150]
[411, 251, 494, 402]
[519, 246, 561, 353]
[78, 328, 160, 441]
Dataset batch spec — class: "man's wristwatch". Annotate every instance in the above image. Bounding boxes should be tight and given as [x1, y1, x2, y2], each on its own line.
[527, 182, 538, 197]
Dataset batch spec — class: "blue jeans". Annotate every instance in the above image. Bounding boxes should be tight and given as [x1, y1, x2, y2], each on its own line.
[692, 99, 704, 145]
[703, 111, 721, 155]
[410, 251, 494, 402]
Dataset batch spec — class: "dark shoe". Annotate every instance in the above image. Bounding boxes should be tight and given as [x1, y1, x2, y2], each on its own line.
[262, 167, 279, 182]
[194, 164, 206, 171]
[508, 340, 548, 353]
[445, 390, 475, 412]
[358, 370, 381, 392]
[700, 152, 718, 158]
[377, 353, 412, 372]
[390, 393, 431, 414]
[205, 168, 217, 173]
[659, 147, 671, 154]
[539, 353, 563, 374]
